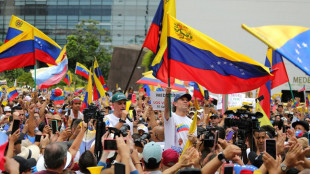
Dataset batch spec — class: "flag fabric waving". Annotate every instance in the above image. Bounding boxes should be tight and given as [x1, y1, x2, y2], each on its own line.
[256, 101, 272, 127]
[6, 15, 61, 65]
[298, 85, 306, 92]
[142, 0, 163, 53]
[7, 87, 19, 101]
[75, 62, 90, 79]
[150, 0, 176, 84]
[242, 24, 310, 76]
[193, 82, 204, 100]
[265, 48, 289, 89]
[0, 29, 35, 72]
[63, 71, 72, 86]
[94, 59, 109, 91]
[35, 58, 68, 89]
[167, 15, 272, 94]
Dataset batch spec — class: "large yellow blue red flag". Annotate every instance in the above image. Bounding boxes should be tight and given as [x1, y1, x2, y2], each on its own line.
[94, 59, 108, 91]
[5, 15, 61, 65]
[167, 15, 272, 94]
[150, 0, 176, 84]
[93, 60, 106, 100]
[0, 29, 35, 72]
[242, 24, 310, 76]
[7, 87, 19, 102]
[75, 62, 90, 79]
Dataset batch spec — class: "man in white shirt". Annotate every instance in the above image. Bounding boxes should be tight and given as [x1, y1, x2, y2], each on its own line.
[105, 92, 133, 133]
[164, 88, 196, 150]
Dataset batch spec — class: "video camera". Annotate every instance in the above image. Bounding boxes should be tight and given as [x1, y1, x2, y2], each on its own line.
[83, 104, 105, 123]
[197, 126, 217, 148]
[134, 133, 151, 147]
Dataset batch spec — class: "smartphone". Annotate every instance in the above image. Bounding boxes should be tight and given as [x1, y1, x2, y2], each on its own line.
[44, 116, 49, 126]
[63, 117, 68, 128]
[104, 139, 117, 150]
[265, 139, 276, 159]
[114, 162, 125, 174]
[35, 135, 42, 142]
[213, 130, 219, 150]
[308, 133, 310, 146]
[51, 120, 58, 134]
[223, 164, 234, 174]
[12, 119, 20, 134]
[226, 131, 234, 141]
[204, 90, 209, 100]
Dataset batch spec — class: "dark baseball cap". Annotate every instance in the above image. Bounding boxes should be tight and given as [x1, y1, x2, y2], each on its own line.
[174, 93, 191, 102]
[13, 156, 36, 173]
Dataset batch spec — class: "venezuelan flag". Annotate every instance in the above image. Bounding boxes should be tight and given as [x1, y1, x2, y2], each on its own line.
[167, 15, 272, 94]
[193, 82, 204, 100]
[7, 87, 19, 102]
[94, 59, 109, 91]
[63, 71, 72, 86]
[258, 49, 274, 118]
[0, 29, 35, 71]
[150, 0, 176, 84]
[93, 65, 106, 100]
[242, 24, 310, 76]
[75, 62, 90, 79]
[81, 93, 89, 112]
[142, 0, 163, 53]
[36, 58, 68, 89]
[136, 71, 186, 91]
[5, 15, 61, 65]
[265, 48, 289, 89]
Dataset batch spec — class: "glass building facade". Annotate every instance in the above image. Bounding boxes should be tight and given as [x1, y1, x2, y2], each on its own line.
[0, 0, 160, 47]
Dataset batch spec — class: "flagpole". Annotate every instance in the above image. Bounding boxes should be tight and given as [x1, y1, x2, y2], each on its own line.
[124, 47, 144, 93]
[288, 82, 295, 102]
[34, 64, 37, 90]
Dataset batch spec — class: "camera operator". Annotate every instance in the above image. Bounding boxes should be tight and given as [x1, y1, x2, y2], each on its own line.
[105, 92, 133, 133]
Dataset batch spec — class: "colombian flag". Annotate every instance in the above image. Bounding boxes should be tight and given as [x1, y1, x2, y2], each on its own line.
[94, 59, 109, 91]
[75, 62, 90, 79]
[142, 0, 163, 53]
[150, 0, 176, 84]
[5, 15, 61, 65]
[0, 29, 35, 71]
[7, 87, 19, 101]
[167, 15, 272, 94]
[243, 24, 310, 76]
[63, 71, 72, 86]
[193, 82, 204, 100]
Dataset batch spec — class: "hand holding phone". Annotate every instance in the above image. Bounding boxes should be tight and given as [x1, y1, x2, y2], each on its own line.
[226, 131, 234, 141]
[223, 164, 234, 174]
[12, 119, 20, 134]
[51, 120, 58, 134]
[265, 139, 276, 159]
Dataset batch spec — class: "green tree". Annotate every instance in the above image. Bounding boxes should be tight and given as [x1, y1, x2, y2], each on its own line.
[141, 50, 154, 72]
[16, 72, 34, 87]
[66, 19, 112, 80]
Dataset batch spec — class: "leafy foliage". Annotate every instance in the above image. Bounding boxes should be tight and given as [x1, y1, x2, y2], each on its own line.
[17, 72, 34, 87]
[141, 50, 154, 71]
[66, 19, 112, 80]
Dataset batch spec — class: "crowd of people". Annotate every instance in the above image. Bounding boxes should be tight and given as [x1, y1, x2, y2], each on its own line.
[1, 86, 310, 174]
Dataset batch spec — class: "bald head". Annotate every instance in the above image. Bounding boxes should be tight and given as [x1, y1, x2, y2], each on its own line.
[152, 126, 164, 142]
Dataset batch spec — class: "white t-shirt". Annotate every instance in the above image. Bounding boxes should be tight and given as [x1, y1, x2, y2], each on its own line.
[67, 109, 84, 120]
[105, 113, 133, 133]
[164, 112, 196, 150]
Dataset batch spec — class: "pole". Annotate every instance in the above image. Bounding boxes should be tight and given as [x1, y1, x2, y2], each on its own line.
[288, 82, 295, 102]
[34, 64, 37, 90]
[124, 47, 144, 93]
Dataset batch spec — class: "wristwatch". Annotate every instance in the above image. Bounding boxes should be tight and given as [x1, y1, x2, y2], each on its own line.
[217, 152, 226, 163]
[280, 163, 288, 172]
[119, 118, 126, 123]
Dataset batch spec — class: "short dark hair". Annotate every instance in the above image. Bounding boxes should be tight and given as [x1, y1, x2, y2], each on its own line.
[12, 105, 23, 113]
[144, 158, 161, 170]
[44, 142, 67, 169]
[79, 150, 97, 174]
